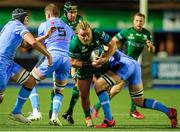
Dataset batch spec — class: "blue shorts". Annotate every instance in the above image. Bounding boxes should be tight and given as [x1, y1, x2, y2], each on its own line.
[116, 57, 142, 85]
[36, 51, 71, 81]
[0, 60, 21, 90]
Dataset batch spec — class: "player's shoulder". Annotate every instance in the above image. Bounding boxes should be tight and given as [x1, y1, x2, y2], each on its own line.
[70, 35, 81, 49]
[39, 21, 46, 28]
[13, 20, 25, 27]
[59, 18, 73, 31]
[142, 28, 151, 34]
[92, 28, 104, 35]
[76, 14, 83, 21]
[71, 35, 79, 42]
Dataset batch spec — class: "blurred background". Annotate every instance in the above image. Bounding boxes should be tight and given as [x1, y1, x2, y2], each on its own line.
[1, 0, 180, 89]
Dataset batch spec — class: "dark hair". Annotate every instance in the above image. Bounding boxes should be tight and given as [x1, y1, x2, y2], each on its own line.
[134, 12, 145, 19]
[12, 8, 28, 23]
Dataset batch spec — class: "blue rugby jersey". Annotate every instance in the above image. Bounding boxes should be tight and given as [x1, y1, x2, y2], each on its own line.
[38, 18, 74, 57]
[0, 20, 29, 61]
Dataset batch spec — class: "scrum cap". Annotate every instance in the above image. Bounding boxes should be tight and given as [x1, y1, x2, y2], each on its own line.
[12, 8, 28, 23]
[64, 1, 77, 15]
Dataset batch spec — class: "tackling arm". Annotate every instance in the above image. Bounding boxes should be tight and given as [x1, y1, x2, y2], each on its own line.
[70, 58, 92, 69]
[23, 32, 52, 66]
[36, 26, 56, 42]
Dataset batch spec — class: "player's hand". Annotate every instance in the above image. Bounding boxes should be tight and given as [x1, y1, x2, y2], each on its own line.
[148, 46, 155, 53]
[146, 39, 155, 53]
[92, 61, 102, 68]
[46, 26, 56, 37]
[92, 56, 107, 68]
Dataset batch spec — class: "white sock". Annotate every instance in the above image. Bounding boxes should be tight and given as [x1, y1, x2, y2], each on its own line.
[51, 112, 58, 119]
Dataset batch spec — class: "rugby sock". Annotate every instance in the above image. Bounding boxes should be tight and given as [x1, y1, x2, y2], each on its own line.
[29, 87, 40, 111]
[84, 109, 91, 118]
[144, 98, 169, 115]
[130, 100, 137, 112]
[12, 86, 32, 114]
[67, 86, 79, 114]
[53, 93, 63, 113]
[94, 102, 101, 111]
[97, 91, 113, 120]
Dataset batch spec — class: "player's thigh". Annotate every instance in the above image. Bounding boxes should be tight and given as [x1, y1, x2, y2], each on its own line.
[9, 62, 30, 85]
[94, 70, 121, 93]
[54, 57, 71, 83]
[0, 63, 9, 91]
[128, 84, 144, 106]
[31, 56, 59, 80]
[127, 61, 142, 86]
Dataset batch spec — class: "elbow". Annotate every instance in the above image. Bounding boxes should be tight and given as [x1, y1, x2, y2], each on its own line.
[30, 40, 38, 47]
[70, 59, 77, 68]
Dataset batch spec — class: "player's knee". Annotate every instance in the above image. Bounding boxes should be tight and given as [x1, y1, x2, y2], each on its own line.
[54, 81, 66, 94]
[94, 81, 105, 93]
[112, 81, 125, 94]
[23, 75, 37, 88]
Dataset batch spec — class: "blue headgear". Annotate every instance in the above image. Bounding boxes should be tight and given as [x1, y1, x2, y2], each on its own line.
[12, 8, 28, 23]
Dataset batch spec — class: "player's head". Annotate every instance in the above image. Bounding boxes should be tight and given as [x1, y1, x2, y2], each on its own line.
[64, 1, 78, 22]
[76, 21, 92, 45]
[12, 8, 28, 25]
[44, 3, 59, 20]
[133, 12, 145, 31]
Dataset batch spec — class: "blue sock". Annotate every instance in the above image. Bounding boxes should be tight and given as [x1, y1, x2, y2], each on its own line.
[98, 91, 112, 120]
[29, 87, 40, 110]
[53, 93, 63, 113]
[12, 86, 32, 114]
[144, 98, 169, 116]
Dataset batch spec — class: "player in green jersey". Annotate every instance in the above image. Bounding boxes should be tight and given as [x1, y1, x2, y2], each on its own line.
[61, 1, 83, 31]
[69, 21, 117, 127]
[91, 12, 155, 119]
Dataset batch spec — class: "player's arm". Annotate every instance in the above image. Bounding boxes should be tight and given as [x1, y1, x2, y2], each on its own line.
[23, 32, 52, 66]
[21, 40, 32, 49]
[70, 58, 92, 69]
[102, 39, 117, 62]
[93, 31, 117, 67]
[146, 39, 155, 53]
[112, 36, 123, 50]
[36, 26, 56, 42]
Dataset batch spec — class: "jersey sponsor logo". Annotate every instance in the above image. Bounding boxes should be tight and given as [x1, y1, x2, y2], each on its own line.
[143, 34, 148, 40]
[127, 34, 135, 39]
[128, 42, 144, 47]
[96, 40, 100, 45]
[136, 33, 141, 36]
[81, 46, 88, 52]
[101, 32, 110, 42]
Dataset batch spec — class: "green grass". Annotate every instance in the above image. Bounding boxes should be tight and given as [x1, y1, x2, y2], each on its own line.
[0, 86, 180, 131]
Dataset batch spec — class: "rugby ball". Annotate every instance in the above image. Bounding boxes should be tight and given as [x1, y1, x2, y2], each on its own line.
[90, 47, 104, 62]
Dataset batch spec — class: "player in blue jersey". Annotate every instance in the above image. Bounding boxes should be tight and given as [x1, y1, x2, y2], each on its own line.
[93, 49, 177, 128]
[19, 3, 74, 126]
[0, 8, 52, 124]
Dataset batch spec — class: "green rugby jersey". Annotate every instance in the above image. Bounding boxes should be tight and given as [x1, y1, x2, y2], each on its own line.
[115, 27, 152, 60]
[69, 28, 111, 62]
[69, 28, 111, 79]
[61, 15, 83, 31]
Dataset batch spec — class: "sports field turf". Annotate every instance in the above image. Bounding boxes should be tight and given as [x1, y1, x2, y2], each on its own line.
[0, 86, 179, 131]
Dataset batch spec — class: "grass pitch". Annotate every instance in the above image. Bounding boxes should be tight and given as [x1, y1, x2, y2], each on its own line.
[0, 86, 179, 131]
